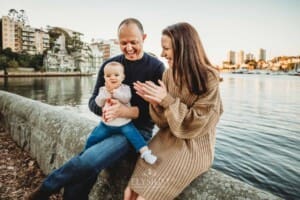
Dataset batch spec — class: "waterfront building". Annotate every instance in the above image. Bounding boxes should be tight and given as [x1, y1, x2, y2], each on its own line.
[245, 53, 255, 61]
[1, 15, 50, 55]
[227, 50, 236, 65]
[108, 39, 121, 57]
[0, 15, 23, 52]
[89, 43, 103, 70]
[93, 39, 121, 61]
[258, 48, 266, 61]
[237, 50, 244, 66]
[1, 10, 116, 74]
[21, 25, 35, 54]
[44, 26, 100, 73]
[34, 29, 50, 54]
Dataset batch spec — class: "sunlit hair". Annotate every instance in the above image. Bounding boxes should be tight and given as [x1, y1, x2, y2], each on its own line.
[162, 22, 212, 95]
[118, 18, 144, 35]
[104, 61, 125, 73]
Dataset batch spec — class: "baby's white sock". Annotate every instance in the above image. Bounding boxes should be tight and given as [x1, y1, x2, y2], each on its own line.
[141, 150, 157, 164]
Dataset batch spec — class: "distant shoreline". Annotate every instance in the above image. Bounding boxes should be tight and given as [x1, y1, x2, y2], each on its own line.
[0, 71, 96, 77]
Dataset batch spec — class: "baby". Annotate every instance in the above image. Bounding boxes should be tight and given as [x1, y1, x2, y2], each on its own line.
[85, 61, 157, 164]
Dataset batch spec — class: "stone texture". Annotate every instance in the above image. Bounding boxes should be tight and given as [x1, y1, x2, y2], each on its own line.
[0, 91, 282, 200]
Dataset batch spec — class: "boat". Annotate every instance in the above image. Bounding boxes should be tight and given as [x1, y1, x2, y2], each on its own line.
[288, 70, 300, 76]
[288, 65, 300, 76]
[232, 67, 248, 74]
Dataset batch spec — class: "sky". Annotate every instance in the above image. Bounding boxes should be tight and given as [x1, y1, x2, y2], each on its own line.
[1, 0, 299, 65]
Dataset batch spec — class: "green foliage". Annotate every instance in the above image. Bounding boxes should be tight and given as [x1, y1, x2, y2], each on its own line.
[49, 29, 61, 50]
[0, 55, 8, 69]
[7, 60, 19, 68]
[48, 27, 83, 54]
[54, 47, 60, 53]
[18, 53, 31, 68]
[30, 54, 44, 71]
[0, 48, 45, 71]
[66, 35, 83, 54]
[1, 48, 18, 60]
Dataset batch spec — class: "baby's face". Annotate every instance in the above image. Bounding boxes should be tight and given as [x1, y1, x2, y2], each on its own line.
[104, 65, 125, 88]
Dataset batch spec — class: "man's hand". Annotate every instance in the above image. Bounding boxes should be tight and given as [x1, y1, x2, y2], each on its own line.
[103, 99, 121, 122]
[103, 99, 139, 122]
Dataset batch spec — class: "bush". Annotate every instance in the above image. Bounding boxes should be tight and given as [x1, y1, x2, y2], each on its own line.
[7, 60, 19, 69]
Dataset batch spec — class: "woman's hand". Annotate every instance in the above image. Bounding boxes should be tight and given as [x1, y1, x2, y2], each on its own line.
[134, 80, 167, 105]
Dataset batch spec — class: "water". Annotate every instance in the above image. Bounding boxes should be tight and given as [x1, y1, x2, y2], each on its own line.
[1, 74, 299, 199]
[214, 74, 300, 200]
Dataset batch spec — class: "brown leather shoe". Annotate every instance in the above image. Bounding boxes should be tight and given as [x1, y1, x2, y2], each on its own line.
[24, 184, 50, 200]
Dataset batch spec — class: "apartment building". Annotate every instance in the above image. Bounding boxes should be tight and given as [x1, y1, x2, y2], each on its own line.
[227, 50, 236, 65]
[258, 48, 266, 61]
[245, 53, 255, 61]
[1, 16, 22, 52]
[0, 15, 50, 55]
[93, 39, 121, 61]
[35, 29, 50, 54]
[21, 25, 35, 54]
[237, 50, 245, 66]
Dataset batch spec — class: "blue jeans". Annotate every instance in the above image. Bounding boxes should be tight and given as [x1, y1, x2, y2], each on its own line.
[40, 129, 151, 200]
[84, 122, 147, 152]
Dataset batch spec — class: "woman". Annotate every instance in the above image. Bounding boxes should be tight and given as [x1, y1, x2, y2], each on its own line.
[124, 22, 223, 200]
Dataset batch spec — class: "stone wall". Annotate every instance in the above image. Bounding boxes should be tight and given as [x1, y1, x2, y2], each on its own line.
[0, 91, 282, 200]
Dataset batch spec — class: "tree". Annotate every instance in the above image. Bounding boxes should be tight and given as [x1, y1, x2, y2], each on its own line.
[2, 48, 18, 60]
[8, 9, 18, 20]
[66, 35, 83, 54]
[48, 27, 83, 55]
[0, 55, 8, 76]
[18, 54, 31, 68]
[30, 54, 44, 71]
[48, 29, 61, 50]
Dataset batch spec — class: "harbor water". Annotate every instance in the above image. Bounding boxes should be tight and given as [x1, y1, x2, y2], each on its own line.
[1, 73, 299, 199]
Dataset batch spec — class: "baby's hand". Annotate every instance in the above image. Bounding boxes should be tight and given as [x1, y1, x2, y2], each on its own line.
[102, 98, 112, 122]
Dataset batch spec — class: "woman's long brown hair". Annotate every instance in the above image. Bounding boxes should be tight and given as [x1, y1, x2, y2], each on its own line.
[162, 22, 212, 95]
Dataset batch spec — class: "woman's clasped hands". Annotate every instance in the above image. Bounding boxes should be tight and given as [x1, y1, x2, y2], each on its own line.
[133, 80, 167, 105]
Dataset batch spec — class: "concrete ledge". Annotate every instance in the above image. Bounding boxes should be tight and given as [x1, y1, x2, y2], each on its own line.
[0, 91, 282, 200]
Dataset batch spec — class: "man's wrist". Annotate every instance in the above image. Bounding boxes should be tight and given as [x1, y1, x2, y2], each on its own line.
[120, 105, 139, 119]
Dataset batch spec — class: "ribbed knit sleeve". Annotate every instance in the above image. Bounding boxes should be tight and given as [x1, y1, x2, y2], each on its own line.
[149, 104, 168, 128]
[159, 70, 222, 139]
[128, 67, 223, 200]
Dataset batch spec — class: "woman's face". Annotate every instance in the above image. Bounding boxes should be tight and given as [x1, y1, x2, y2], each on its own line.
[161, 35, 173, 67]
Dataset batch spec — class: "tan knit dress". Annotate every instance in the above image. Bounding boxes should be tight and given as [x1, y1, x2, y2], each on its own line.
[128, 66, 223, 200]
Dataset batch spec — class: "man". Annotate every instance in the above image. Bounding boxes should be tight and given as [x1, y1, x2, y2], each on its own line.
[25, 18, 165, 200]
